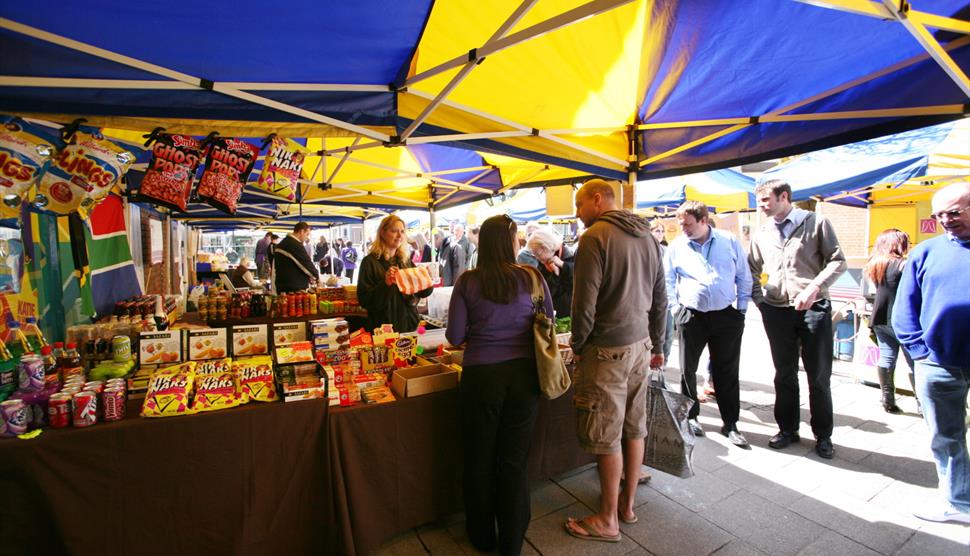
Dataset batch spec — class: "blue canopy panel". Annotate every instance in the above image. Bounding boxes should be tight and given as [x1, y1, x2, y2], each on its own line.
[758, 121, 957, 206]
[635, 178, 684, 210]
[634, 0, 970, 178]
[403, 122, 628, 182]
[508, 205, 546, 223]
[181, 203, 278, 220]
[407, 143, 503, 209]
[1, 0, 433, 124]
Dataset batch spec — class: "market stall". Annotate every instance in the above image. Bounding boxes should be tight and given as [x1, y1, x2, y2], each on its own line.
[0, 379, 591, 556]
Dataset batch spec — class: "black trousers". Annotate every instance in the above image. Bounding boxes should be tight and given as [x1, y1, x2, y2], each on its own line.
[759, 300, 834, 439]
[460, 358, 540, 556]
[680, 306, 745, 425]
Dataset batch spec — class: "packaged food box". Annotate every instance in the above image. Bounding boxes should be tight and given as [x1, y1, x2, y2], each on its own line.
[276, 361, 321, 386]
[272, 322, 306, 346]
[231, 324, 269, 357]
[274, 341, 315, 365]
[138, 330, 184, 366]
[309, 318, 349, 335]
[280, 376, 328, 403]
[187, 328, 228, 361]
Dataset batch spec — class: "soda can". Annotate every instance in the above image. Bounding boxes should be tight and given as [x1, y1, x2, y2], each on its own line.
[83, 381, 104, 394]
[111, 335, 131, 363]
[106, 378, 127, 389]
[102, 387, 126, 422]
[0, 399, 28, 437]
[18, 355, 46, 392]
[48, 393, 72, 428]
[71, 391, 98, 428]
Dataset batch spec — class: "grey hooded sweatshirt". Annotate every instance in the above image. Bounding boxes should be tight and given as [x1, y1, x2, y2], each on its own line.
[570, 210, 667, 355]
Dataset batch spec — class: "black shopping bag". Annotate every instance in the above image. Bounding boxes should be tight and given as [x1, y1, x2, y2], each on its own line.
[643, 369, 696, 478]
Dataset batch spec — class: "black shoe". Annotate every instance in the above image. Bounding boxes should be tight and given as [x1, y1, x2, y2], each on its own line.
[688, 419, 705, 437]
[721, 425, 750, 448]
[815, 438, 834, 459]
[768, 431, 800, 449]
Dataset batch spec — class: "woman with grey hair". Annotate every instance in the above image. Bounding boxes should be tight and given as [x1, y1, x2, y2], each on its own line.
[526, 227, 575, 317]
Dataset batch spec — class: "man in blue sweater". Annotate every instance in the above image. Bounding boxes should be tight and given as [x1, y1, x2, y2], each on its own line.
[894, 183, 970, 525]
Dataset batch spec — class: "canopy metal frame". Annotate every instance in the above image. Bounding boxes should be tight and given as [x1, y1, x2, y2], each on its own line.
[1, 0, 968, 220]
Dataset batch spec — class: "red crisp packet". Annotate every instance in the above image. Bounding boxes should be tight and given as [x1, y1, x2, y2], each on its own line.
[196, 137, 258, 214]
[140, 133, 205, 212]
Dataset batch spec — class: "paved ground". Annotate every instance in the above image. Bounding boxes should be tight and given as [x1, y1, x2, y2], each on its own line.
[372, 310, 970, 555]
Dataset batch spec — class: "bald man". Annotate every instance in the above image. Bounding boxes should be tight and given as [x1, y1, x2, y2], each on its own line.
[565, 179, 667, 543]
[893, 183, 970, 525]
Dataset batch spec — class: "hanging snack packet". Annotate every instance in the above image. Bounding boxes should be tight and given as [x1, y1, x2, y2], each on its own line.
[192, 371, 244, 412]
[0, 115, 55, 214]
[140, 133, 206, 212]
[255, 136, 306, 201]
[233, 356, 277, 403]
[37, 129, 133, 216]
[196, 137, 259, 214]
[141, 362, 197, 418]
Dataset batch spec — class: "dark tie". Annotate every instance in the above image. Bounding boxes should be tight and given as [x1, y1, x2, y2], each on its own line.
[776, 220, 788, 242]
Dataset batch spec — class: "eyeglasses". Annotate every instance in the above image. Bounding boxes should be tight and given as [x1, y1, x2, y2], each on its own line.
[930, 206, 969, 221]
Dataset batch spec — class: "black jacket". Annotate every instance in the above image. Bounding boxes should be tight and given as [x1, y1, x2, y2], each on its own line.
[358, 254, 433, 333]
[314, 241, 330, 262]
[439, 240, 465, 287]
[274, 234, 319, 293]
[537, 244, 576, 318]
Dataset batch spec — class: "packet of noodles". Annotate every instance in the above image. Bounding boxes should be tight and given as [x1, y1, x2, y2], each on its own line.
[139, 133, 206, 212]
[233, 355, 277, 403]
[194, 357, 232, 377]
[0, 115, 55, 216]
[141, 362, 197, 418]
[192, 371, 244, 412]
[37, 129, 133, 216]
[196, 137, 259, 214]
[255, 136, 306, 201]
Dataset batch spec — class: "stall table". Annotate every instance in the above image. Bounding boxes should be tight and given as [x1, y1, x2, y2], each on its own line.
[0, 384, 591, 556]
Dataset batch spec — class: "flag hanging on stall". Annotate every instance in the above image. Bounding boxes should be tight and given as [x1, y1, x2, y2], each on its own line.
[57, 214, 95, 326]
[85, 194, 142, 317]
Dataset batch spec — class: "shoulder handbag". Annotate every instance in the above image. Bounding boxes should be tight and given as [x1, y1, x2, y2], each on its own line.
[523, 266, 571, 400]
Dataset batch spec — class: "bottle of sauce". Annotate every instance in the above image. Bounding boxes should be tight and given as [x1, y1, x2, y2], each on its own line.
[58, 342, 84, 381]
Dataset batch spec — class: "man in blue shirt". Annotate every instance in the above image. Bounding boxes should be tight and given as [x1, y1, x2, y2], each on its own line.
[665, 201, 753, 448]
[893, 183, 970, 525]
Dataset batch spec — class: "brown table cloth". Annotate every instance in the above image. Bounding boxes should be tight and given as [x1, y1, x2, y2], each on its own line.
[0, 383, 591, 555]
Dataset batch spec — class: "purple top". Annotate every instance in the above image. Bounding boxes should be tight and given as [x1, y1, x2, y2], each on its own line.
[446, 268, 554, 366]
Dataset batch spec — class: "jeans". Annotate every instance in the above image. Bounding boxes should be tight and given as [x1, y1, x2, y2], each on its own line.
[461, 358, 540, 555]
[759, 300, 834, 439]
[915, 358, 970, 512]
[872, 324, 913, 371]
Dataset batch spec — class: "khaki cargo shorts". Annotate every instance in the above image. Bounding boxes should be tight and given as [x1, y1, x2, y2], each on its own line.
[573, 340, 651, 455]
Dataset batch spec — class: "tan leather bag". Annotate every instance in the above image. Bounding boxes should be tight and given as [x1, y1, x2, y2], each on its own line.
[522, 266, 571, 400]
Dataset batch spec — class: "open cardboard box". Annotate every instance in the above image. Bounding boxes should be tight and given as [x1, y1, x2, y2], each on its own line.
[391, 363, 459, 398]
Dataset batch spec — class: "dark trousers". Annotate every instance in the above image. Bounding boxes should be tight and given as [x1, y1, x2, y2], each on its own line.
[680, 306, 745, 425]
[759, 299, 834, 439]
[460, 358, 540, 556]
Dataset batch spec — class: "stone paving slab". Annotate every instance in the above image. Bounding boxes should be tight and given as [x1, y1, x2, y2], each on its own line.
[369, 315, 969, 556]
[698, 489, 827, 556]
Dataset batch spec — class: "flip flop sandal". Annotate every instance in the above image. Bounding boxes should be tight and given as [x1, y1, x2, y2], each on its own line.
[564, 518, 622, 543]
[619, 513, 638, 525]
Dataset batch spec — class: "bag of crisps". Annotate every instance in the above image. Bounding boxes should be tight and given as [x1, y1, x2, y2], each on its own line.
[196, 137, 259, 215]
[192, 371, 244, 412]
[139, 132, 206, 212]
[194, 357, 232, 377]
[141, 362, 197, 418]
[255, 136, 306, 201]
[233, 356, 277, 403]
[0, 115, 56, 217]
[36, 128, 133, 216]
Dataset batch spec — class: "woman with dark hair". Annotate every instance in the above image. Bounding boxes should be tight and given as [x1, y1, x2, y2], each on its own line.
[863, 228, 915, 413]
[446, 214, 553, 556]
[358, 215, 433, 332]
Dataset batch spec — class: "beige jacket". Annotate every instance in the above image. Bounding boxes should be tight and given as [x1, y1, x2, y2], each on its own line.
[748, 210, 847, 307]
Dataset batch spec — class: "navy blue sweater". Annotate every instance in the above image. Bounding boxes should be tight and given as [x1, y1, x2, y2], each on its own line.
[893, 234, 970, 367]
